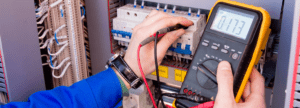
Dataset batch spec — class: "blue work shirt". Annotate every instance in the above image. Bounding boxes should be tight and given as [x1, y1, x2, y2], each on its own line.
[1, 68, 123, 108]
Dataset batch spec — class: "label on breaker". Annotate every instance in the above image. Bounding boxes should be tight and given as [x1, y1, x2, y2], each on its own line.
[151, 66, 168, 78]
[175, 69, 187, 82]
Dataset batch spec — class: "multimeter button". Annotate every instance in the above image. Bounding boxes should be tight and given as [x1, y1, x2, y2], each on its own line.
[211, 46, 218, 50]
[188, 90, 193, 95]
[202, 42, 209, 47]
[183, 88, 188, 93]
[204, 40, 209, 43]
[221, 49, 228, 54]
[232, 53, 239, 60]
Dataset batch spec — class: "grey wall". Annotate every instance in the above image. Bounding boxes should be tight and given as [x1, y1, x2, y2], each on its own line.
[0, 0, 45, 101]
[85, 0, 113, 75]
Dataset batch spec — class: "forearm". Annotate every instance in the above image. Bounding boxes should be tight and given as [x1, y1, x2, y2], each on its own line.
[2, 68, 123, 108]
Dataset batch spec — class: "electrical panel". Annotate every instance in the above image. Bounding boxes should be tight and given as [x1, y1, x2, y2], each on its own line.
[109, 3, 207, 88]
[35, 0, 90, 88]
[0, 51, 7, 104]
[112, 4, 206, 57]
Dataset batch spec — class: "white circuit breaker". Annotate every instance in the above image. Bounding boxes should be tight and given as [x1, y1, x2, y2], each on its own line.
[112, 4, 206, 60]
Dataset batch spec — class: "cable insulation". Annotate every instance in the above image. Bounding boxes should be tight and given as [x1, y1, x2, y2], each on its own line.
[154, 32, 166, 108]
[137, 44, 157, 108]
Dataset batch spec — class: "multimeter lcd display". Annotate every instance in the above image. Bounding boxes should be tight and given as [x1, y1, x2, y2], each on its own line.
[211, 7, 255, 40]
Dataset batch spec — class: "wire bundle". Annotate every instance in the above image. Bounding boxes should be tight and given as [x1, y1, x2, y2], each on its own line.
[37, 0, 71, 80]
[47, 24, 70, 79]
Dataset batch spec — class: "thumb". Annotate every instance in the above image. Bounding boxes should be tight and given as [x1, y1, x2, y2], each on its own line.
[215, 61, 235, 101]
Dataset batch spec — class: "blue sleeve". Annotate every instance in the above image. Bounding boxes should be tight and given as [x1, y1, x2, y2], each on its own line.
[1, 68, 123, 108]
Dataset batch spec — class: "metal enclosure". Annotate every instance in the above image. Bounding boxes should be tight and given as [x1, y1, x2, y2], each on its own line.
[84, 0, 291, 107]
[0, 0, 294, 107]
[0, 0, 45, 101]
[85, 0, 113, 75]
[273, 0, 299, 107]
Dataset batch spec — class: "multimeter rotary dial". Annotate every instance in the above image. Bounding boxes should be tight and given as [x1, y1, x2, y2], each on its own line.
[196, 59, 219, 89]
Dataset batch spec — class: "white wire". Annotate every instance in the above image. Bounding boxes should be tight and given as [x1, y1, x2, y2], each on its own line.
[40, 38, 50, 49]
[50, 0, 63, 8]
[36, 5, 48, 18]
[38, 26, 45, 36]
[49, 57, 70, 69]
[37, 14, 48, 24]
[55, 24, 66, 34]
[134, 0, 137, 8]
[47, 39, 69, 56]
[41, 54, 49, 59]
[47, 55, 57, 63]
[43, 63, 49, 66]
[39, 29, 49, 39]
[164, 4, 168, 12]
[50, 57, 71, 79]
[40, 36, 67, 49]
[188, 8, 191, 15]
[39, 39, 44, 46]
[197, 9, 201, 16]
[172, 6, 176, 13]
[141, 0, 144, 9]
[37, 26, 43, 29]
[156, 3, 160, 10]
[52, 62, 71, 79]
[59, 4, 64, 11]
[57, 41, 68, 46]
[41, 54, 50, 66]
[52, 61, 57, 68]
[59, 4, 64, 18]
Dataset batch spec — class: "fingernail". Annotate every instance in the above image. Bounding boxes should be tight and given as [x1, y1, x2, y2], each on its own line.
[219, 61, 231, 71]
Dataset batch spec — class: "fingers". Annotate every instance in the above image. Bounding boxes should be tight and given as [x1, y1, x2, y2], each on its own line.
[142, 16, 193, 36]
[215, 61, 235, 107]
[243, 81, 251, 100]
[147, 10, 159, 17]
[249, 68, 265, 96]
[216, 61, 234, 98]
[241, 68, 265, 107]
[156, 29, 185, 59]
[134, 10, 170, 31]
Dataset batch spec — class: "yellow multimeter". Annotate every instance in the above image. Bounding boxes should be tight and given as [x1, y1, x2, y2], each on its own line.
[175, 0, 271, 107]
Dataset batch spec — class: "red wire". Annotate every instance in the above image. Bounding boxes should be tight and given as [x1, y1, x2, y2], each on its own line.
[137, 44, 158, 108]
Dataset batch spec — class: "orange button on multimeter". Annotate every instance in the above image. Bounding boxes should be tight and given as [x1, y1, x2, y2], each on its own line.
[175, 0, 271, 107]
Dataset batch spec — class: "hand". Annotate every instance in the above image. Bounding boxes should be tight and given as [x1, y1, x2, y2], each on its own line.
[124, 10, 193, 77]
[214, 61, 266, 108]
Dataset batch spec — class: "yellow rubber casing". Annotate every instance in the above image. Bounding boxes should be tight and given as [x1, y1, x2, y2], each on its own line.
[208, 0, 271, 103]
